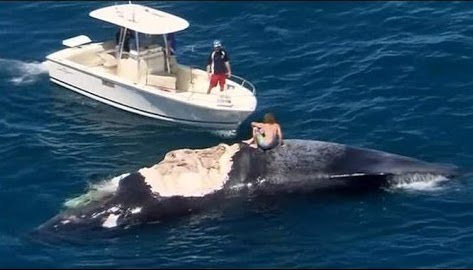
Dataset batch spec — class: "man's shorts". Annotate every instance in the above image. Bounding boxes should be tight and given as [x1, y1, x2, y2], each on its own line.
[210, 73, 227, 89]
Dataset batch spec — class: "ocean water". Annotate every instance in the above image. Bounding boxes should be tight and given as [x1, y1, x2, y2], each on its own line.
[1, 1, 473, 268]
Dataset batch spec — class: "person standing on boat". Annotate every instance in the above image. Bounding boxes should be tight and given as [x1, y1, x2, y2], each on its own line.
[207, 40, 232, 94]
[115, 28, 134, 53]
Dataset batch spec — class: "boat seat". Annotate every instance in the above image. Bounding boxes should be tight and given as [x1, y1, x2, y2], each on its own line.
[147, 73, 176, 90]
[97, 53, 117, 68]
[117, 58, 148, 84]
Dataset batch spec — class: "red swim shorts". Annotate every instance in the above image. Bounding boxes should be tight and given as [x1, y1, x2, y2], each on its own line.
[210, 73, 227, 89]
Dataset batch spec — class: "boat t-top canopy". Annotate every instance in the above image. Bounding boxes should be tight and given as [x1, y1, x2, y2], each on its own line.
[89, 3, 190, 35]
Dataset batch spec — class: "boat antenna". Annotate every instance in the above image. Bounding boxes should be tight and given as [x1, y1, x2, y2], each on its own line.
[129, 0, 136, 22]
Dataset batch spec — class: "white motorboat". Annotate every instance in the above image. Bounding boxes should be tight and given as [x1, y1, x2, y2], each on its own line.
[45, 3, 257, 130]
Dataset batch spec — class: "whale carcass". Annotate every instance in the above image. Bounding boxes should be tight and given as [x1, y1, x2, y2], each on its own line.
[36, 139, 458, 232]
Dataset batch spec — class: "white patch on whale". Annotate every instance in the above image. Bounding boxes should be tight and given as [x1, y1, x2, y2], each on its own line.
[64, 173, 129, 208]
[131, 207, 142, 214]
[230, 182, 253, 191]
[257, 177, 267, 184]
[92, 211, 106, 219]
[108, 206, 120, 212]
[102, 213, 120, 228]
[138, 143, 240, 197]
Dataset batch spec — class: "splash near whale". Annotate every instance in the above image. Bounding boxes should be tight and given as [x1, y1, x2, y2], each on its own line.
[36, 139, 458, 233]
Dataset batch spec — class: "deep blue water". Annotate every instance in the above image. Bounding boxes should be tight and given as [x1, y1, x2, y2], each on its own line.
[1, 1, 473, 268]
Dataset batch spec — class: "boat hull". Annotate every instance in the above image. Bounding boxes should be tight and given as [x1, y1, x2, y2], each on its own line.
[46, 59, 255, 130]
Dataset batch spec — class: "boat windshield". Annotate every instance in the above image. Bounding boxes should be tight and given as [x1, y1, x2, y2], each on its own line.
[134, 33, 165, 50]
[115, 27, 168, 57]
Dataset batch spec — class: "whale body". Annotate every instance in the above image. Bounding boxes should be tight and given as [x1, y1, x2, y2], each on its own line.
[36, 139, 458, 233]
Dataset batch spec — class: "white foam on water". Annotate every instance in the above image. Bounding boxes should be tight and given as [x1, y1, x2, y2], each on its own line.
[64, 173, 129, 208]
[210, 129, 238, 139]
[387, 173, 450, 192]
[0, 58, 49, 86]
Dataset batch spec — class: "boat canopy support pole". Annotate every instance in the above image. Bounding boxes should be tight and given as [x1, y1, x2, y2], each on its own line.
[163, 34, 171, 74]
[135, 31, 143, 83]
[117, 27, 127, 60]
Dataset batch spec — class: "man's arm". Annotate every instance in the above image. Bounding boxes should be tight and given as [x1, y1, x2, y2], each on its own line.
[251, 122, 263, 128]
[207, 54, 212, 78]
[223, 50, 231, 76]
[225, 61, 231, 77]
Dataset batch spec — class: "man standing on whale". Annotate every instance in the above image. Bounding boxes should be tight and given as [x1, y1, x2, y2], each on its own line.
[242, 113, 283, 150]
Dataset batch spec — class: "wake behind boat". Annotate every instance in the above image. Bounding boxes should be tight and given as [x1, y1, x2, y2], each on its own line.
[44, 3, 257, 130]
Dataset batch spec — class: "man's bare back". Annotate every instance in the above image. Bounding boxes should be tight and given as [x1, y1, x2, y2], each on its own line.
[242, 116, 283, 150]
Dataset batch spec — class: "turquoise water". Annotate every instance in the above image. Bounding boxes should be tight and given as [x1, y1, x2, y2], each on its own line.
[1, 1, 472, 268]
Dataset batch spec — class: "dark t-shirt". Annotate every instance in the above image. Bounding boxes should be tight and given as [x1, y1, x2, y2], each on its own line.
[208, 49, 229, 74]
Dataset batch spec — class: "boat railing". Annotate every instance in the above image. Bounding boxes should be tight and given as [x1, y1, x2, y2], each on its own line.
[228, 74, 256, 96]
[186, 65, 256, 96]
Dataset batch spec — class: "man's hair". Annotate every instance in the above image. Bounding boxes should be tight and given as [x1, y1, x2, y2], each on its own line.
[263, 113, 276, 124]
